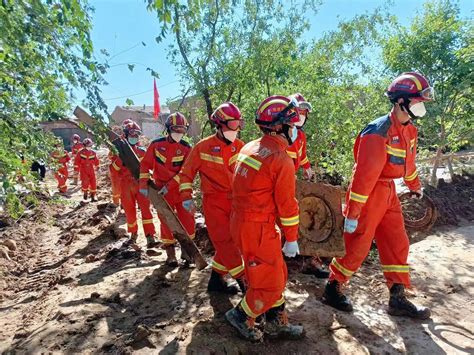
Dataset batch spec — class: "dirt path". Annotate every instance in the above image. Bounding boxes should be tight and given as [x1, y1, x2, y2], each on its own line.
[1, 170, 473, 354]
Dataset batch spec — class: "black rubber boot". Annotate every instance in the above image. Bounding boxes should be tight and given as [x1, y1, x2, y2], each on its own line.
[225, 305, 263, 341]
[90, 193, 97, 202]
[83, 191, 88, 200]
[207, 270, 239, 294]
[164, 245, 178, 267]
[264, 304, 305, 340]
[322, 280, 353, 312]
[388, 284, 431, 320]
[146, 235, 159, 249]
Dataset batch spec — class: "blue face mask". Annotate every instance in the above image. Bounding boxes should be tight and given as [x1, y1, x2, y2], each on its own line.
[128, 137, 138, 145]
[290, 126, 298, 143]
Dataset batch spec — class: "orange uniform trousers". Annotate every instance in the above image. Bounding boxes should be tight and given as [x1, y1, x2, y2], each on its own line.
[109, 164, 121, 205]
[80, 166, 97, 194]
[158, 185, 195, 245]
[330, 180, 410, 288]
[55, 165, 69, 192]
[204, 193, 244, 279]
[120, 176, 155, 236]
[231, 213, 286, 318]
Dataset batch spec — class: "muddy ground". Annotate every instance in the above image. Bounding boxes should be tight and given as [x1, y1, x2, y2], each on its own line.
[0, 158, 473, 354]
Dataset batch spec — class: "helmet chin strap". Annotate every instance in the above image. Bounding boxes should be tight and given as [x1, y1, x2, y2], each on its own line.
[400, 98, 417, 121]
[281, 124, 293, 145]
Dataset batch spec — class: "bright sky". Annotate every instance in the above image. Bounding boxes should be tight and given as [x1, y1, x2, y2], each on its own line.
[77, 0, 473, 113]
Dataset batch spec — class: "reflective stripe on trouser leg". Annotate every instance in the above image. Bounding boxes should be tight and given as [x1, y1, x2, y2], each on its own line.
[330, 181, 393, 283]
[203, 194, 243, 279]
[375, 188, 411, 288]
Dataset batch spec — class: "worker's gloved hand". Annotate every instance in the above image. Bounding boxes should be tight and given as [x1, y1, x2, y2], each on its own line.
[282, 241, 300, 258]
[303, 167, 315, 181]
[409, 190, 423, 199]
[139, 188, 148, 197]
[159, 185, 168, 195]
[344, 218, 358, 233]
[182, 199, 196, 213]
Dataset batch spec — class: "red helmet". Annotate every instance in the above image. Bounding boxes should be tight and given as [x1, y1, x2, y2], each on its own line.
[211, 102, 244, 131]
[165, 112, 189, 133]
[291, 93, 312, 114]
[72, 134, 81, 141]
[83, 138, 93, 147]
[123, 120, 141, 137]
[386, 72, 434, 103]
[122, 118, 133, 128]
[255, 95, 299, 130]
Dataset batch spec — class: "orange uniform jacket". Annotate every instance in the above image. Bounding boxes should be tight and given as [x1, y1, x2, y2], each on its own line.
[345, 113, 421, 220]
[139, 137, 192, 192]
[286, 129, 311, 171]
[175, 134, 244, 199]
[71, 142, 83, 155]
[74, 148, 99, 172]
[51, 150, 70, 167]
[232, 135, 300, 242]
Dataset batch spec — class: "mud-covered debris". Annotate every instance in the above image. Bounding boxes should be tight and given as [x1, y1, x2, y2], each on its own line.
[2, 239, 17, 251]
[90, 292, 101, 299]
[146, 249, 161, 257]
[106, 292, 122, 304]
[85, 254, 96, 263]
[126, 325, 151, 345]
[0, 245, 11, 260]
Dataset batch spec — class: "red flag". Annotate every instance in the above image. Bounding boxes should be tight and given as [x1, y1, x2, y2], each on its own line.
[153, 78, 160, 120]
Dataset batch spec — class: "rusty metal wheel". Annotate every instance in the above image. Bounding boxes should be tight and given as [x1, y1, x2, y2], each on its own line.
[299, 195, 336, 243]
[399, 192, 438, 231]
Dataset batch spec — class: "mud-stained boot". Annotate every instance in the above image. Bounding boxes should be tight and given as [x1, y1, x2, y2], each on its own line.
[322, 280, 353, 312]
[73, 177, 78, 185]
[164, 245, 178, 267]
[236, 277, 247, 294]
[83, 191, 88, 200]
[225, 305, 263, 342]
[264, 304, 305, 340]
[302, 257, 330, 279]
[146, 235, 159, 249]
[90, 193, 97, 202]
[388, 284, 431, 320]
[207, 270, 239, 294]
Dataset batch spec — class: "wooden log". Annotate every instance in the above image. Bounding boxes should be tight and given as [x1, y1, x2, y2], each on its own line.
[73, 106, 207, 269]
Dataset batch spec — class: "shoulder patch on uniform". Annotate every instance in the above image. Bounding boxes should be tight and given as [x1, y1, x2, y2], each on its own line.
[360, 115, 391, 138]
[152, 137, 167, 144]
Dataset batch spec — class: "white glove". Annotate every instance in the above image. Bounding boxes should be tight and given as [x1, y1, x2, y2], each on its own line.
[282, 241, 300, 258]
[344, 218, 358, 233]
[303, 167, 315, 181]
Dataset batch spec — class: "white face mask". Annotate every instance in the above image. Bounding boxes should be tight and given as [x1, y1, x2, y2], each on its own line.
[223, 130, 238, 142]
[296, 114, 306, 128]
[409, 102, 426, 117]
[290, 126, 298, 143]
[128, 137, 139, 145]
[170, 133, 184, 143]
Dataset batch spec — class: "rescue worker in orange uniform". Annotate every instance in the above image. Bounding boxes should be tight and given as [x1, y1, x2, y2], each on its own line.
[287, 93, 329, 279]
[139, 112, 195, 266]
[323, 72, 434, 319]
[226, 95, 304, 341]
[173, 102, 246, 293]
[51, 141, 70, 193]
[70, 134, 83, 185]
[110, 121, 158, 248]
[74, 138, 99, 201]
[108, 126, 123, 206]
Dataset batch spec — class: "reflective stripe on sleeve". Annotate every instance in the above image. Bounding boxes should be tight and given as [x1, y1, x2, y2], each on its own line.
[405, 170, 418, 181]
[200, 153, 224, 164]
[349, 191, 368, 203]
[280, 215, 299, 226]
[139, 172, 150, 179]
[179, 182, 193, 192]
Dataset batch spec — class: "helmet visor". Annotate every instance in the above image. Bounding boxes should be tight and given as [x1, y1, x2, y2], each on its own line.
[170, 125, 188, 134]
[224, 119, 244, 131]
[298, 101, 312, 112]
[420, 86, 434, 101]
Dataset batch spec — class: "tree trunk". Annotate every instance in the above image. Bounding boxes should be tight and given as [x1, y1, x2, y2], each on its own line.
[447, 154, 455, 181]
[430, 120, 446, 186]
[202, 86, 213, 118]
